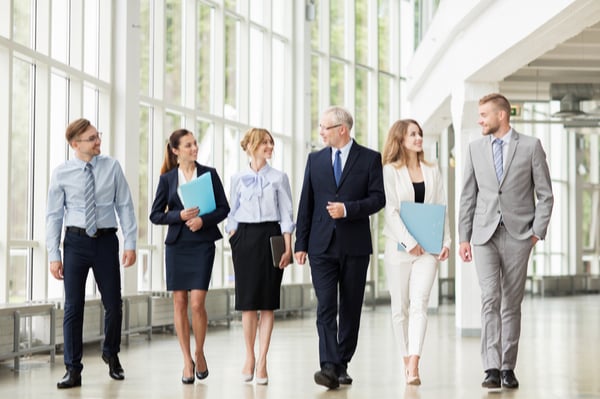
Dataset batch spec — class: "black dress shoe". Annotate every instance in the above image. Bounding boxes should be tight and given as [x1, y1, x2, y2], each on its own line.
[182, 361, 195, 384]
[481, 368, 501, 388]
[195, 356, 209, 380]
[501, 369, 519, 389]
[102, 353, 125, 380]
[314, 367, 339, 389]
[57, 369, 82, 389]
[338, 369, 353, 385]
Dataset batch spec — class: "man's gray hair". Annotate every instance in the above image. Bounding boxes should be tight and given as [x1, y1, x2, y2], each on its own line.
[324, 106, 353, 131]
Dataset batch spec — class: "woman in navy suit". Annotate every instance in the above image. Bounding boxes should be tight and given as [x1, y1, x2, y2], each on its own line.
[382, 119, 451, 385]
[150, 129, 229, 384]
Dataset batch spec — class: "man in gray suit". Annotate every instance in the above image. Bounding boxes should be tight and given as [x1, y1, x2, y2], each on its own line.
[458, 93, 553, 389]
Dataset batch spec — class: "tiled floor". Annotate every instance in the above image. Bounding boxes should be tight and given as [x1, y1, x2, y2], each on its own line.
[1, 295, 599, 398]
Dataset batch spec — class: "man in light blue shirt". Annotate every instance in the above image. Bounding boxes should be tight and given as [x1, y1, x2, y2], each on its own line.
[46, 118, 137, 389]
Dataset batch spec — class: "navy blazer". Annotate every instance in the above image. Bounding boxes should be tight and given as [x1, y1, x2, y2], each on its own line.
[295, 141, 385, 256]
[149, 163, 230, 245]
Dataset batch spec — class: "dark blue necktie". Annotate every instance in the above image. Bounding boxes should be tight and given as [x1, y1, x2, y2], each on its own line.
[333, 149, 342, 186]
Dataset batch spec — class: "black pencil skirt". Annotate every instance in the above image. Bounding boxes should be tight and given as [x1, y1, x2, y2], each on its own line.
[230, 222, 284, 310]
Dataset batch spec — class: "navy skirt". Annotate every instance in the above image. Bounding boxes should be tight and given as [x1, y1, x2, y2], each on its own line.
[165, 227, 215, 291]
[230, 222, 283, 310]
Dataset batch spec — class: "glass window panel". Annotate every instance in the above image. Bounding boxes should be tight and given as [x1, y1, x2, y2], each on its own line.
[355, 0, 369, 65]
[223, 126, 241, 195]
[378, 0, 391, 71]
[165, 0, 183, 105]
[13, 0, 31, 47]
[272, 38, 286, 134]
[10, 58, 33, 240]
[196, 119, 214, 166]
[140, 0, 151, 96]
[197, 4, 213, 113]
[310, 55, 320, 146]
[49, 72, 69, 172]
[249, 27, 264, 127]
[225, 0, 239, 12]
[137, 250, 151, 292]
[582, 190, 594, 250]
[0, 0, 9, 37]
[330, 60, 345, 107]
[165, 111, 182, 136]
[355, 67, 368, 145]
[224, 17, 240, 121]
[138, 105, 151, 244]
[330, 0, 346, 58]
[378, 73, 392, 151]
[82, 85, 99, 124]
[51, 0, 69, 64]
[250, 0, 265, 25]
[83, 0, 99, 77]
[310, 0, 320, 49]
[222, 125, 240, 287]
[8, 250, 29, 303]
[272, 0, 288, 37]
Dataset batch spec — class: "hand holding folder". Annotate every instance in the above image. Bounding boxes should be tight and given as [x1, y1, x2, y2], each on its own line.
[398, 202, 445, 254]
[178, 172, 216, 216]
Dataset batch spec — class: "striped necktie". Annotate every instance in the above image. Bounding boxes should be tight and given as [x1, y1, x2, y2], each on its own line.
[493, 138, 504, 183]
[84, 162, 97, 237]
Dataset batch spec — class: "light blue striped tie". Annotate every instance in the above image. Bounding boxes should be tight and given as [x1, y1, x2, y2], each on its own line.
[84, 163, 97, 237]
[493, 138, 504, 183]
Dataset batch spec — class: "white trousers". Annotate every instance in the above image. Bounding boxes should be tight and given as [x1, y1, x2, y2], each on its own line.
[384, 239, 438, 357]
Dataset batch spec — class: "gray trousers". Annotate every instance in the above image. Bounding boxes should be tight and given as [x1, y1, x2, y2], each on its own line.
[473, 224, 533, 371]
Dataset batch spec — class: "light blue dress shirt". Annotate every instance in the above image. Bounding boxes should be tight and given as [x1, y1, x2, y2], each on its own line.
[226, 163, 295, 234]
[46, 155, 138, 262]
[331, 139, 353, 170]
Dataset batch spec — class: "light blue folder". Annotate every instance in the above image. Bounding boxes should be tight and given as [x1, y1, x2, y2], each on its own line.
[398, 202, 445, 254]
[178, 172, 216, 216]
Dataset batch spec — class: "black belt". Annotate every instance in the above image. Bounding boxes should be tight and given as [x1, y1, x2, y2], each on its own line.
[66, 226, 117, 238]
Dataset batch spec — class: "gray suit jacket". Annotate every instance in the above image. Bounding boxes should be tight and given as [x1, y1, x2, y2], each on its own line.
[458, 130, 554, 245]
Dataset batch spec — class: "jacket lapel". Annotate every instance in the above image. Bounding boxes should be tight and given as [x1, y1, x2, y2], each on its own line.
[338, 141, 360, 188]
[501, 131, 519, 185]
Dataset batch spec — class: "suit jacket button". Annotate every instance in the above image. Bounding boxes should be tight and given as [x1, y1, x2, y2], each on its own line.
[498, 190, 502, 194]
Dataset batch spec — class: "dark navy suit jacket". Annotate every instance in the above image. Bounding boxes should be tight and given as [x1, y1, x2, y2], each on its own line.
[149, 163, 229, 245]
[295, 141, 385, 256]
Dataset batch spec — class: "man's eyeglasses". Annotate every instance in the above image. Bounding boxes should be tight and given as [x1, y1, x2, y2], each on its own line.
[319, 124, 342, 131]
[77, 132, 103, 143]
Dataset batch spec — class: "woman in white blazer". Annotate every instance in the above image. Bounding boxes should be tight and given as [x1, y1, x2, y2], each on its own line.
[382, 119, 451, 385]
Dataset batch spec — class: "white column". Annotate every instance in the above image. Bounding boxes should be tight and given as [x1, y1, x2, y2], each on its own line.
[451, 81, 498, 336]
[113, 0, 141, 295]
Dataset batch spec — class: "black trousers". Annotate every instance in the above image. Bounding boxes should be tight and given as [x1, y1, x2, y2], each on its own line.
[309, 231, 369, 372]
[62, 230, 122, 371]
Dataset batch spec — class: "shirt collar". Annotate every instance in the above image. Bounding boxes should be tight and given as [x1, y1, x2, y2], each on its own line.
[490, 128, 513, 144]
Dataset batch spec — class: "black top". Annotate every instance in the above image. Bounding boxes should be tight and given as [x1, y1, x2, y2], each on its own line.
[413, 181, 425, 203]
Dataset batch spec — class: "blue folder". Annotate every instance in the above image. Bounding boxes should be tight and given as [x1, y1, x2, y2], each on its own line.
[178, 172, 216, 216]
[398, 202, 446, 254]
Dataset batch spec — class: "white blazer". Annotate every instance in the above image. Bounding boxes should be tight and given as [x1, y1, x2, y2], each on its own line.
[383, 162, 451, 252]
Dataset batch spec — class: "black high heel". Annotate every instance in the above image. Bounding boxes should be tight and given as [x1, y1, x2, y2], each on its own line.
[196, 356, 209, 380]
[182, 361, 195, 384]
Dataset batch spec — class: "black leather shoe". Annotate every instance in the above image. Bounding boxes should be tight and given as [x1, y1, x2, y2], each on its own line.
[57, 369, 81, 389]
[195, 356, 209, 380]
[182, 361, 195, 384]
[481, 368, 501, 388]
[314, 367, 339, 389]
[501, 369, 519, 389]
[338, 369, 353, 385]
[102, 353, 125, 380]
